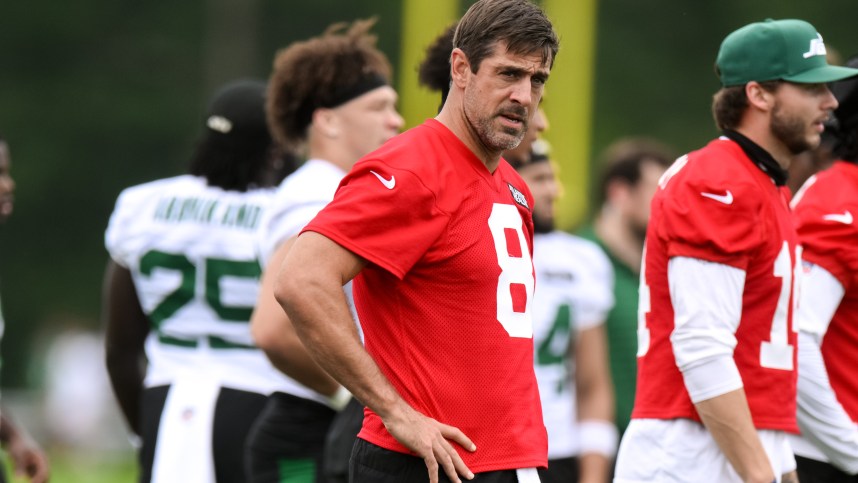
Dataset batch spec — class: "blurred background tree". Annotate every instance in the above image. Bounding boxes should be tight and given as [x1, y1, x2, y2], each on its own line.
[0, 0, 855, 475]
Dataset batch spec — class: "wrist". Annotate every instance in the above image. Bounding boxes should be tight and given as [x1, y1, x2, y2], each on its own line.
[579, 420, 619, 457]
[328, 385, 352, 411]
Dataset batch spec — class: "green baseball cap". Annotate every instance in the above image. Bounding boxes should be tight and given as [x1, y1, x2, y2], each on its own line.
[716, 18, 858, 87]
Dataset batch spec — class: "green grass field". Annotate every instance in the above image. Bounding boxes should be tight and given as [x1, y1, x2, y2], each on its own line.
[6, 449, 136, 483]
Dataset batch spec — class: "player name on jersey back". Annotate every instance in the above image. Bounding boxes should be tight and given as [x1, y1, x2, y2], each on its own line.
[153, 196, 263, 230]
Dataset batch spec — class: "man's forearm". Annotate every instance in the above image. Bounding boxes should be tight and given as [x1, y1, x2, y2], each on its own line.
[105, 354, 144, 435]
[695, 388, 774, 483]
[252, 245, 341, 397]
[276, 232, 406, 420]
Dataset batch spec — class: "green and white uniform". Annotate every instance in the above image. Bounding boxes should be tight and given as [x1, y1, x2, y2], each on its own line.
[105, 174, 282, 482]
[532, 231, 614, 459]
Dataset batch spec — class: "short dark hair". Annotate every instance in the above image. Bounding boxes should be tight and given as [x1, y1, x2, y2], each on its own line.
[418, 23, 457, 108]
[189, 80, 291, 191]
[453, 0, 558, 74]
[831, 55, 858, 163]
[266, 19, 392, 151]
[712, 80, 781, 131]
[596, 137, 676, 204]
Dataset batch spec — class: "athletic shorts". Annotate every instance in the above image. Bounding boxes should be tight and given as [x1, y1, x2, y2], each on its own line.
[537, 456, 578, 483]
[139, 384, 267, 483]
[244, 391, 336, 483]
[349, 438, 541, 483]
[795, 455, 858, 483]
[322, 397, 364, 483]
[614, 419, 796, 483]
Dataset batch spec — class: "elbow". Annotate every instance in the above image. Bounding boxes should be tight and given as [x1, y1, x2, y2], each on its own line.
[250, 313, 278, 354]
[272, 268, 302, 318]
[670, 325, 736, 372]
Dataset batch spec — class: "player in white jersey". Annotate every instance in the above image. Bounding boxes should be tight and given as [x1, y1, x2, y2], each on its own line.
[103, 80, 294, 483]
[245, 19, 403, 483]
[511, 145, 616, 483]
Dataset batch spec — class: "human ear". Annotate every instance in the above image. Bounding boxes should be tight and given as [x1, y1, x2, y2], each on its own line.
[450, 48, 471, 88]
[746, 81, 775, 112]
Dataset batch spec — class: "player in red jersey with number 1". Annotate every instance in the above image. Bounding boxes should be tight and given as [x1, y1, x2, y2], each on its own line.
[273, 1, 559, 482]
[790, 56, 858, 482]
[613, 19, 858, 483]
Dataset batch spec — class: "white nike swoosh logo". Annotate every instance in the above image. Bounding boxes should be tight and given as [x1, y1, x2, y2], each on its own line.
[700, 190, 733, 205]
[370, 170, 395, 190]
[823, 211, 853, 224]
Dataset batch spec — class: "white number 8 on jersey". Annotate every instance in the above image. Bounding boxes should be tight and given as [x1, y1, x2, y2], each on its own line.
[488, 203, 535, 338]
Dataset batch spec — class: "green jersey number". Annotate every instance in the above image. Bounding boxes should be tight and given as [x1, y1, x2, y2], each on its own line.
[537, 303, 573, 394]
[139, 250, 261, 348]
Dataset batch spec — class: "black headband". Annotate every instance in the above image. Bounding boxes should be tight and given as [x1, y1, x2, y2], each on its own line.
[296, 73, 389, 132]
[322, 73, 388, 109]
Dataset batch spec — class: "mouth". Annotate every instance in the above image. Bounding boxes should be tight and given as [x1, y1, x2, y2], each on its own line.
[498, 111, 526, 130]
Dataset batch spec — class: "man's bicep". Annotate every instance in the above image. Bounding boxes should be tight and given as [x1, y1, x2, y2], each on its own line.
[796, 262, 844, 337]
[669, 257, 745, 403]
[287, 231, 367, 287]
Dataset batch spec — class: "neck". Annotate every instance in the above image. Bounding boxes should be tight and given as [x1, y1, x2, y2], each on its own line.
[436, 96, 502, 173]
[733, 126, 792, 170]
[725, 128, 790, 186]
[307, 135, 356, 173]
[594, 206, 644, 273]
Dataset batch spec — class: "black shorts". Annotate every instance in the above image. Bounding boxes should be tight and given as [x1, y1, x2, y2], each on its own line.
[138, 385, 267, 483]
[537, 456, 578, 483]
[322, 397, 364, 483]
[349, 438, 535, 483]
[245, 391, 336, 483]
[795, 455, 858, 483]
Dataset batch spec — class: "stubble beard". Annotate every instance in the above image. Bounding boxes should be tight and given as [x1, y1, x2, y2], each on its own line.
[464, 89, 528, 153]
[533, 212, 555, 234]
[770, 102, 817, 155]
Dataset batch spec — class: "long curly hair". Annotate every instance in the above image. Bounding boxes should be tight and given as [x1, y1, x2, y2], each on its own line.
[266, 18, 392, 152]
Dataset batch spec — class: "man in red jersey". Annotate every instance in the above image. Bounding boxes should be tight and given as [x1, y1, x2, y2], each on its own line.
[790, 55, 858, 482]
[273, 0, 558, 482]
[613, 19, 858, 483]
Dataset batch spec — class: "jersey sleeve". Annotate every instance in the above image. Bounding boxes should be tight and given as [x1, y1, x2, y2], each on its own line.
[795, 201, 858, 289]
[105, 186, 144, 269]
[303, 160, 452, 279]
[657, 176, 762, 270]
[257, 200, 328, 267]
[575, 243, 615, 331]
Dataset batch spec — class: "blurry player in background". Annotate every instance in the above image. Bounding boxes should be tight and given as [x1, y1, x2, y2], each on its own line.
[0, 137, 50, 483]
[790, 55, 858, 482]
[615, 19, 858, 483]
[512, 145, 616, 483]
[578, 137, 673, 439]
[102, 80, 292, 483]
[247, 18, 403, 483]
[418, 23, 456, 112]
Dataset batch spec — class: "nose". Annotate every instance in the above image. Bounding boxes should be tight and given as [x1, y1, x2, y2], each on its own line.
[532, 108, 548, 134]
[509, 79, 534, 107]
[823, 85, 839, 111]
[547, 178, 560, 201]
[389, 109, 405, 131]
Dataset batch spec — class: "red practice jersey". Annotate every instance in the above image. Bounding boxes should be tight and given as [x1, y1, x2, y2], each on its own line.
[793, 161, 858, 422]
[633, 137, 799, 432]
[304, 119, 548, 472]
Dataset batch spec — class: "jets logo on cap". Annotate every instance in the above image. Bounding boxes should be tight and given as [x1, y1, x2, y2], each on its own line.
[508, 183, 529, 211]
[803, 33, 827, 59]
